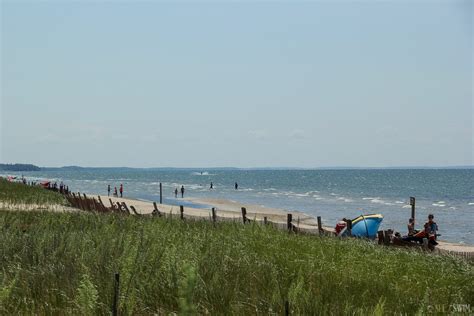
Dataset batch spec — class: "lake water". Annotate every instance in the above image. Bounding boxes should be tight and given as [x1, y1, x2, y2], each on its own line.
[3, 168, 473, 244]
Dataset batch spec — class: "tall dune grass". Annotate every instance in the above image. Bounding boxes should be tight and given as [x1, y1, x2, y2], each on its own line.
[1, 211, 472, 315]
[0, 178, 66, 207]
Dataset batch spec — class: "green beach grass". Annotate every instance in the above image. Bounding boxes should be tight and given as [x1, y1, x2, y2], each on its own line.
[0, 178, 66, 207]
[1, 210, 473, 315]
[0, 180, 472, 314]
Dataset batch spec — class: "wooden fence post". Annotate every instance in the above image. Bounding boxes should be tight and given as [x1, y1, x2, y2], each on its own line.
[377, 231, 384, 245]
[109, 198, 116, 210]
[71, 193, 78, 208]
[211, 207, 216, 222]
[264, 216, 268, 225]
[285, 300, 290, 316]
[92, 198, 100, 212]
[180, 205, 184, 220]
[121, 202, 131, 215]
[241, 207, 247, 224]
[97, 196, 108, 212]
[130, 206, 140, 216]
[77, 193, 86, 211]
[317, 216, 323, 236]
[347, 219, 352, 237]
[112, 273, 119, 316]
[410, 197, 416, 222]
[287, 214, 293, 232]
[159, 183, 163, 204]
[83, 194, 92, 211]
[384, 230, 392, 245]
[153, 202, 161, 217]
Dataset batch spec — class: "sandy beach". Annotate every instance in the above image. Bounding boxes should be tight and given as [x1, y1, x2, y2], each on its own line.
[99, 195, 327, 230]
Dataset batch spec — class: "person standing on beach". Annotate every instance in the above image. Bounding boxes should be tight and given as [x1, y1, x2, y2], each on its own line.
[235, 182, 238, 190]
[174, 188, 178, 198]
[108, 185, 111, 196]
[120, 184, 123, 198]
[180, 185, 185, 198]
[114, 187, 118, 197]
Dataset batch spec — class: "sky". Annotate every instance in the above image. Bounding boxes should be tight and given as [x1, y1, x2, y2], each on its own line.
[1, 1, 472, 168]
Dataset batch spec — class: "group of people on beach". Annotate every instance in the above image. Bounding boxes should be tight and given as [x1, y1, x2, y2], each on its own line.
[173, 182, 240, 198]
[174, 186, 186, 198]
[403, 214, 439, 246]
[16, 176, 71, 195]
[107, 184, 123, 198]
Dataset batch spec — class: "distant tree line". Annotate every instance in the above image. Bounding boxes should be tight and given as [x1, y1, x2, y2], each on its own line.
[0, 164, 41, 171]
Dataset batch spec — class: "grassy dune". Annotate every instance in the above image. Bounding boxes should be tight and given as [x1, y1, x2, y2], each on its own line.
[0, 178, 66, 207]
[1, 211, 473, 315]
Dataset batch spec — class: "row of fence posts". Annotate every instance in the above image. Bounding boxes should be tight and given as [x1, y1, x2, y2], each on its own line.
[65, 191, 332, 236]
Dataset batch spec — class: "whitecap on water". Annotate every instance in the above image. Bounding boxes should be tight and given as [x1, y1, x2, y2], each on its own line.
[191, 172, 215, 176]
[370, 198, 385, 204]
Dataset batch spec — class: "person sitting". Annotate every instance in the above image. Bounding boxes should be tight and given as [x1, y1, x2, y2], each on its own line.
[411, 214, 438, 246]
[335, 218, 347, 236]
[407, 218, 418, 236]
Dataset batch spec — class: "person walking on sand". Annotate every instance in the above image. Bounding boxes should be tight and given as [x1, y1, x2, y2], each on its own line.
[120, 184, 123, 198]
[108, 184, 111, 196]
[174, 188, 178, 198]
[180, 185, 185, 198]
[235, 182, 238, 190]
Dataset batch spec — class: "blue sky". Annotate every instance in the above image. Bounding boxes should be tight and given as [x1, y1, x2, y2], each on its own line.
[1, 1, 472, 168]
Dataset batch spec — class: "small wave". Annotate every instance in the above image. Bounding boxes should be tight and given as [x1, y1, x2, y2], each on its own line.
[370, 198, 385, 204]
[395, 201, 405, 204]
[294, 193, 310, 197]
[468, 202, 474, 205]
[191, 172, 215, 176]
[402, 205, 411, 209]
[362, 197, 377, 200]
[263, 188, 277, 191]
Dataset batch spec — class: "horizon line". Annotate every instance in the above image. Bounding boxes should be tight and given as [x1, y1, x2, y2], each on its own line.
[2, 163, 473, 170]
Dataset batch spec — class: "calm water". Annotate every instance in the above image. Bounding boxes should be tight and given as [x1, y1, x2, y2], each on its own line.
[3, 169, 473, 244]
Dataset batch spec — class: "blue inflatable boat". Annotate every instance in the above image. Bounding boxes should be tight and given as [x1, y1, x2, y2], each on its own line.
[341, 214, 383, 239]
